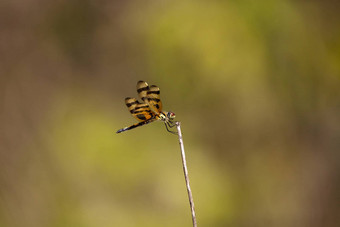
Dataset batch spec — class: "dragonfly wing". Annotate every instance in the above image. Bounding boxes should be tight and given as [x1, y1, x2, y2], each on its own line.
[125, 97, 155, 122]
[146, 85, 163, 113]
[125, 97, 139, 113]
[137, 81, 149, 102]
[131, 104, 155, 122]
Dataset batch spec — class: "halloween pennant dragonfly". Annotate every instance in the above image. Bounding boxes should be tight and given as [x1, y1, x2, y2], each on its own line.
[116, 81, 177, 134]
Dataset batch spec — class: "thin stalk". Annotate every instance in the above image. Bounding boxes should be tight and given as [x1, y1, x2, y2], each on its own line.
[176, 121, 197, 227]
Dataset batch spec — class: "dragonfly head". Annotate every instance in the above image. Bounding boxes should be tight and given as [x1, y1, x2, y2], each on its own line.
[167, 111, 176, 120]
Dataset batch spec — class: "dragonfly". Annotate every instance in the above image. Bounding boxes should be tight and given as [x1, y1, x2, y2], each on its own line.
[116, 81, 177, 134]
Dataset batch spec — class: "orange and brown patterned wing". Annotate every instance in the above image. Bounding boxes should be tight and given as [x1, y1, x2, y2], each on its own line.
[146, 85, 163, 114]
[136, 80, 162, 114]
[137, 81, 149, 103]
[125, 97, 155, 122]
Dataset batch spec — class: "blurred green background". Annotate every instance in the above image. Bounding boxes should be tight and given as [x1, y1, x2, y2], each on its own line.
[1, 0, 339, 226]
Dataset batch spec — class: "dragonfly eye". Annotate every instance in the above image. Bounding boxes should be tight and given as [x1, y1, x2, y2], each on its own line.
[167, 111, 176, 119]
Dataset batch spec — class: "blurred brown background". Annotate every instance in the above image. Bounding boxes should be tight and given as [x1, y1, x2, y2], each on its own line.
[1, 0, 339, 226]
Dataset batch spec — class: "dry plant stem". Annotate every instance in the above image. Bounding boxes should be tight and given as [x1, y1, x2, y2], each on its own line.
[176, 121, 197, 227]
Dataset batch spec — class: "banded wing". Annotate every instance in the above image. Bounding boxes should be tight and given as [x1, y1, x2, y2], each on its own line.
[147, 85, 163, 114]
[125, 97, 155, 122]
[137, 80, 163, 114]
[137, 81, 149, 102]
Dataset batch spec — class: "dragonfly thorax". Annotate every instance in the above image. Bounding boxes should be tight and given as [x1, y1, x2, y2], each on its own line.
[159, 111, 176, 122]
[159, 112, 167, 121]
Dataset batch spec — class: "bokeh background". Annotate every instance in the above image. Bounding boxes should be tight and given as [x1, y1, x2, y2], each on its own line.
[1, 0, 339, 226]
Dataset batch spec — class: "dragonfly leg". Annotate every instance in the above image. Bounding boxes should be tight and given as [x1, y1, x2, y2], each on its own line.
[164, 122, 178, 134]
[167, 121, 177, 128]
